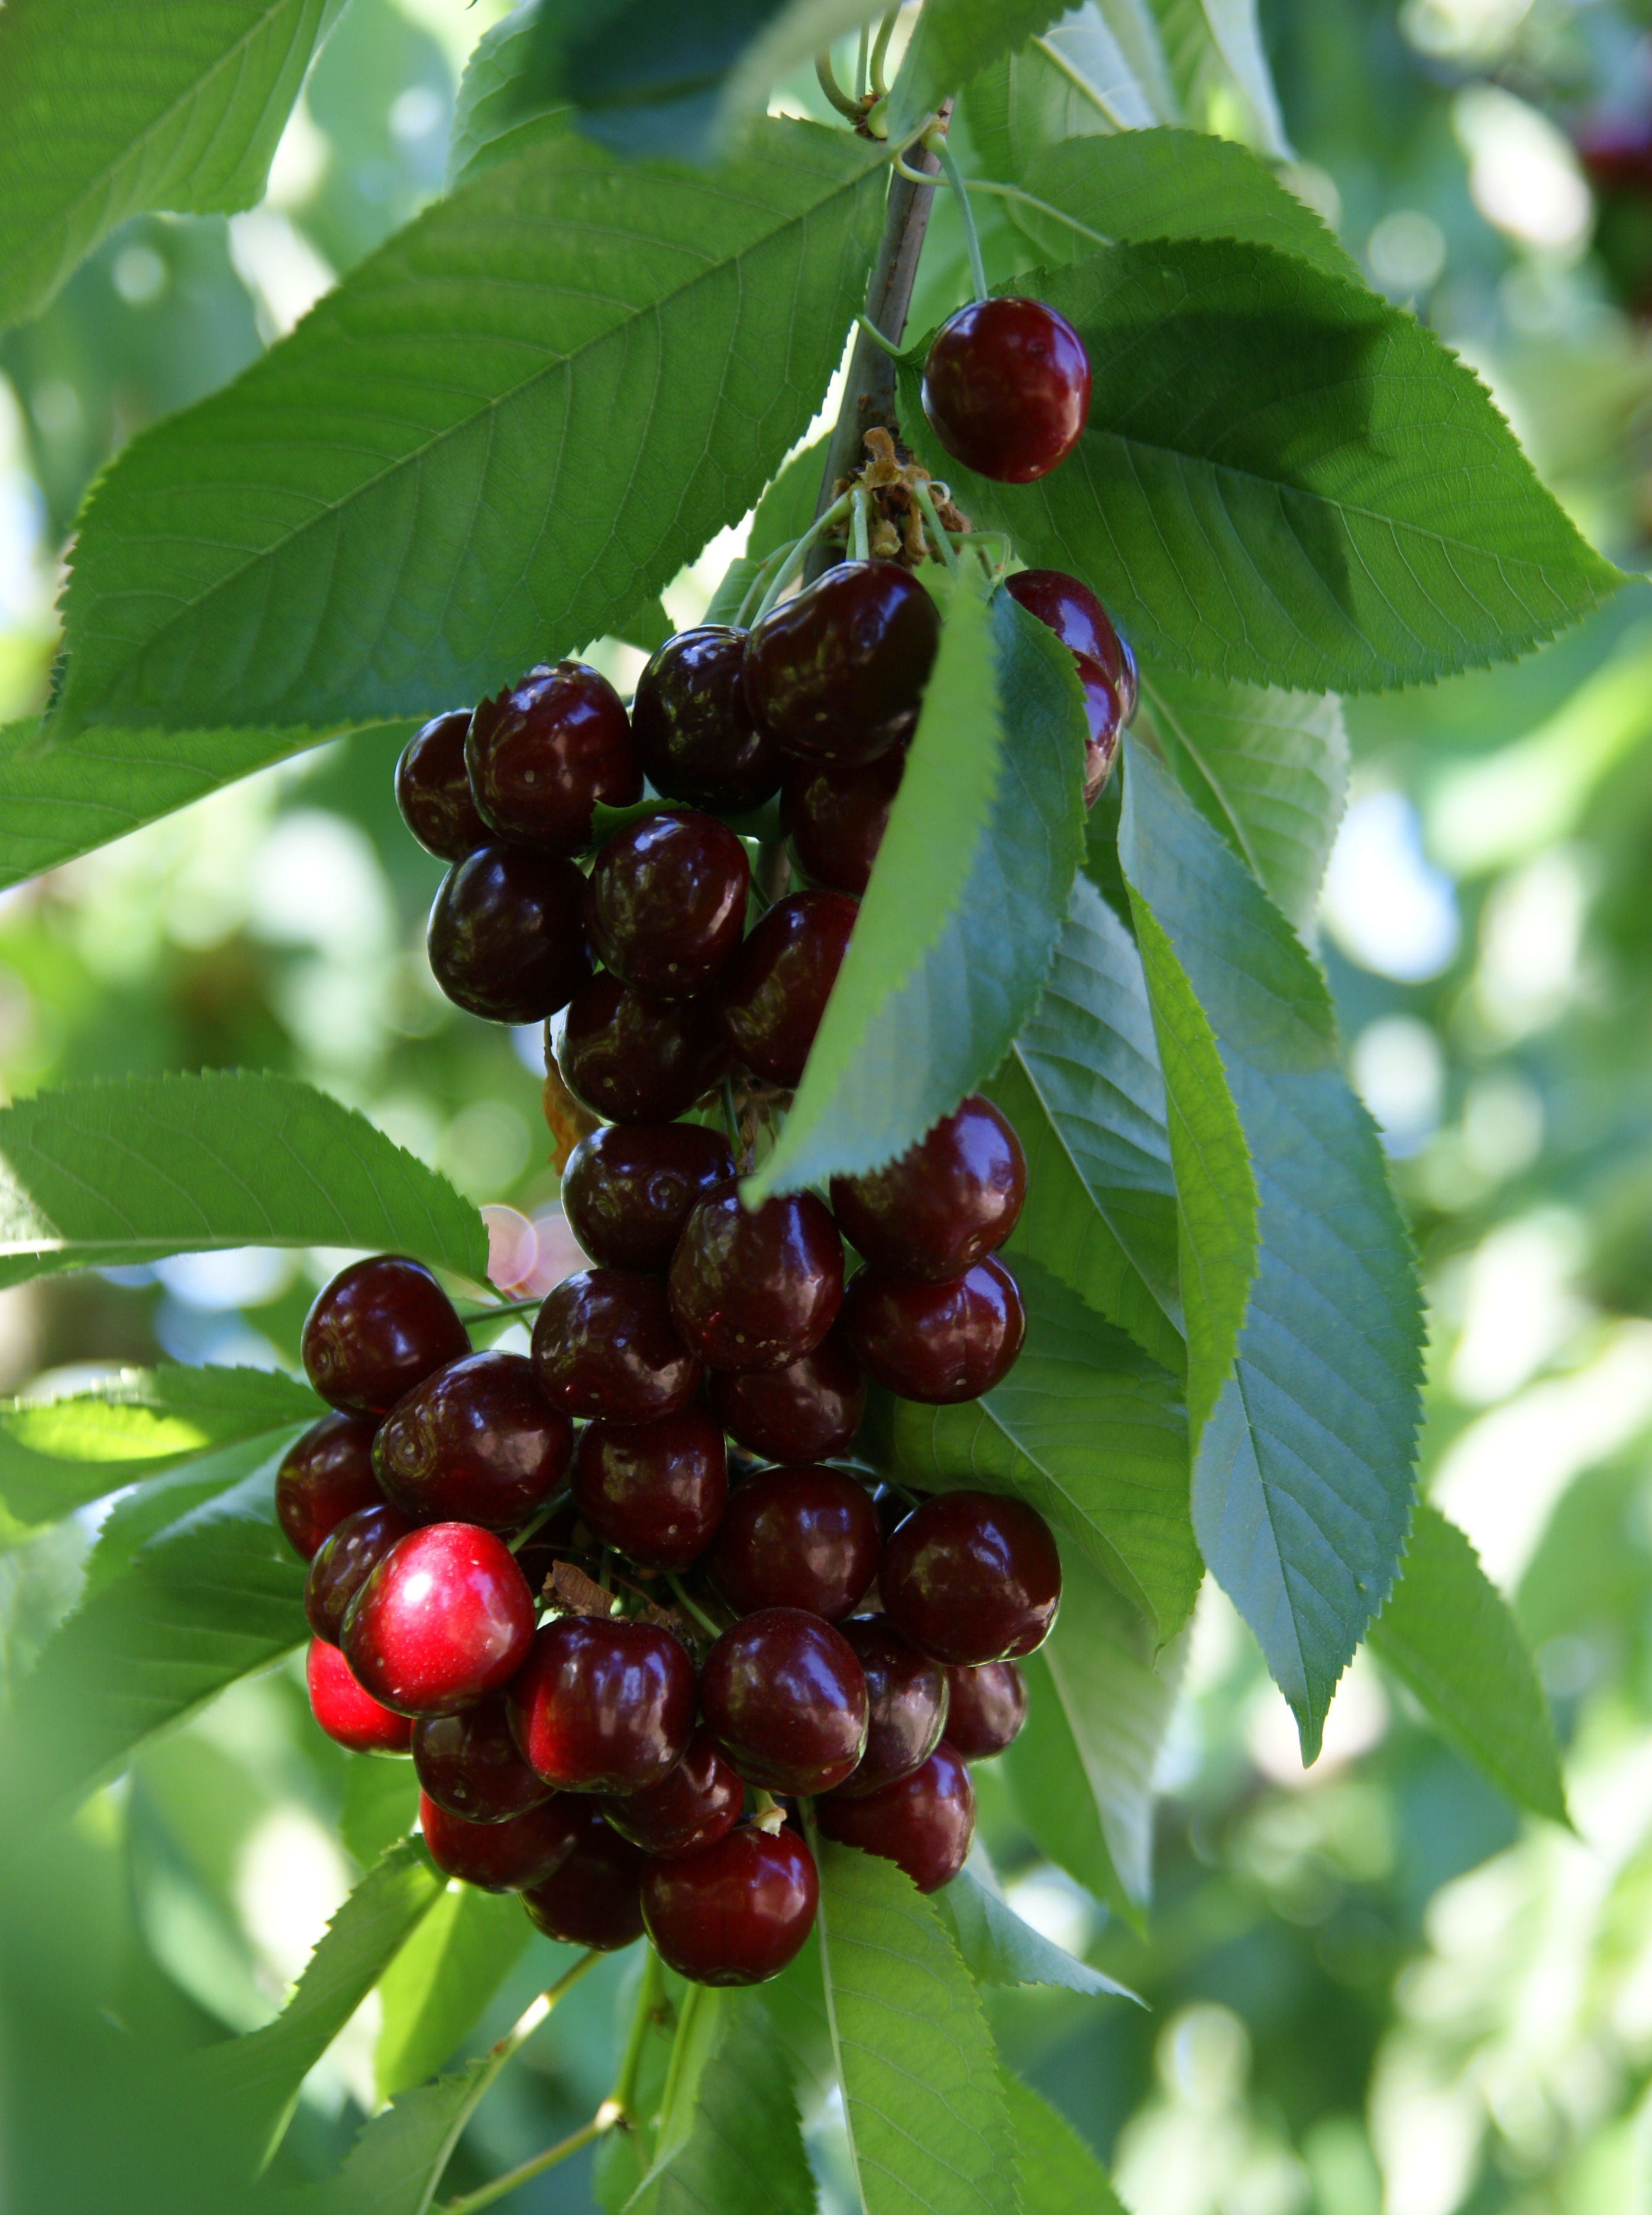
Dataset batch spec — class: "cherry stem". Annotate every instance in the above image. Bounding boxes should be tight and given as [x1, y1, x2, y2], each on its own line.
[909, 476, 962, 578]
[928, 131, 988, 304]
[456, 1294, 542, 1322]
[815, 49, 861, 121]
[851, 486, 871, 562]
[732, 542, 788, 630]
[961, 174, 1111, 250]
[507, 1490, 568, 1554]
[613, 1946, 667, 2121]
[435, 1950, 604, 2214]
[870, 9, 898, 98]
[854, 312, 907, 363]
[856, 23, 869, 100]
[751, 491, 855, 629]
[667, 1572, 723, 1638]
[751, 1789, 786, 1835]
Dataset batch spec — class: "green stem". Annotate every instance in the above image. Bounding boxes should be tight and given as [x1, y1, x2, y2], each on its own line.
[455, 1294, 542, 1323]
[870, 9, 898, 98]
[732, 544, 788, 630]
[856, 23, 869, 101]
[930, 132, 988, 303]
[854, 311, 906, 362]
[909, 476, 962, 578]
[440, 2115, 612, 2215]
[751, 492, 855, 628]
[962, 174, 1111, 250]
[851, 487, 870, 563]
[613, 1946, 667, 2122]
[507, 1490, 568, 1556]
[667, 1573, 723, 1638]
[815, 50, 861, 121]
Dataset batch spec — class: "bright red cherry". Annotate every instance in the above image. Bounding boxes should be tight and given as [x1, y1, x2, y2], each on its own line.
[706, 1464, 880, 1621]
[830, 1095, 1026, 1283]
[745, 561, 939, 764]
[632, 625, 784, 811]
[699, 1606, 868, 1796]
[412, 1694, 555, 1822]
[922, 298, 1091, 483]
[880, 1490, 1061, 1665]
[558, 972, 730, 1124]
[531, 1269, 701, 1424]
[599, 1726, 742, 1858]
[716, 890, 858, 1088]
[419, 1790, 576, 1893]
[277, 1412, 383, 1561]
[817, 1742, 975, 1892]
[560, 1122, 735, 1273]
[1004, 567, 1136, 719]
[642, 1823, 819, 1986]
[395, 710, 489, 861]
[943, 1661, 1028, 1759]
[342, 1523, 536, 1717]
[834, 1617, 949, 1797]
[306, 1637, 413, 1755]
[302, 1256, 471, 1418]
[521, 1803, 646, 1949]
[840, 1256, 1024, 1403]
[707, 1328, 867, 1463]
[305, 1502, 416, 1645]
[571, 1406, 727, 1571]
[583, 810, 751, 1000]
[668, 1184, 844, 1372]
[427, 844, 590, 1024]
[781, 749, 904, 895]
[373, 1351, 573, 1530]
[507, 1615, 694, 1792]
[466, 661, 639, 853]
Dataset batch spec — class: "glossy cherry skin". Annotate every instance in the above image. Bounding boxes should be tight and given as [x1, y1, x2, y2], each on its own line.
[817, 1742, 975, 1892]
[745, 561, 940, 764]
[717, 890, 858, 1089]
[277, 1412, 384, 1561]
[558, 972, 730, 1124]
[643, 1823, 819, 1986]
[420, 1790, 577, 1893]
[302, 1256, 471, 1418]
[342, 1522, 536, 1718]
[922, 298, 1091, 484]
[707, 1464, 880, 1622]
[507, 1615, 695, 1793]
[572, 1406, 728, 1571]
[699, 1606, 868, 1796]
[560, 1122, 735, 1273]
[669, 1184, 844, 1373]
[840, 1256, 1025, 1404]
[781, 749, 904, 895]
[632, 625, 785, 810]
[1004, 568, 1136, 719]
[584, 809, 751, 1000]
[942, 1661, 1028, 1759]
[599, 1726, 742, 1857]
[373, 1351, 573, 1530]
[833, 1617, 950, 1797]
[707, 1327, 867, 1463]
[395, 710, 489, 861]
[305, 1502, 416, 1645]
[306, 1637, 413, 1755]
[880, 1490, 1061, 1665]
[531, 1270, 701, 1424]
[413, 1694, 556, 1822]
[428, 844, 590, 1024]
[1075, 651, 1123, 809]
[466, 661, 639, 853]
[522, 1804, 646, 1949]
[830, 1095, 1026, 1283]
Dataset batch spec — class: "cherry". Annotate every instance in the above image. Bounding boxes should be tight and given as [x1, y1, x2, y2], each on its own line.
[571, 1405, 728, 1571]
[277, 1412, 383, 1561]
[668, 1184, 844, 1372]
[706, 1464, 880, 1622]
[1074, 651, 1123, 809]
[921, 298, 1091, 484]
[508, 1614, 694, 1793]
[305, 1502, 416, 1645]
[599, 1726, 742, 1858]
[373, 1350, 573, 1530]
[427, 844, 590, 1024]
[699, 1606, 868, 1796]
[632, 625, 785, 810]
[522, 1803, 646, 1950]
[707, 1327, 867, 1463]
[560, 1122, 735, 1273]
[942, 1661, 1028, 1760]
[781, 748, 904, 896]
[642, 1823, 819, 1986]
[1004, 567, 1136, 719]
[745, 561, 939, 764]
[302, 1255, 470, 1418]
[584, 810, 751, 1000]
[531, 1269, 701, 1424]
[880, 1490, 1061, 1665]
[833, 1618, 949, 1797]
[395, 710, 489, 861]
[558, 972, 730, 1124]
[817, 1742, 975, 1893]
[342, 1522, 536, 1717]
[412, 1694, 555, 1822]
[465, 661, 639, 853]
[840, 1256, 1024, 1404]
[829, 1095, 1026, 1284]
[419, 1790, 576, 1893]
[306, 1637, 413, 1755]
[716, 890, 858, 1089]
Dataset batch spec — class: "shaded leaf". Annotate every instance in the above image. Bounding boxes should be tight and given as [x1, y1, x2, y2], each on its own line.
[1001, 2073, 1127, 2215]
[447, 2, 568, 185]
[81, 1430, 306, 1595]
[375, 1884, 531, 2100]
[888, 1, 1071, 138]
[341, 1751, 421, 1871]
[647, 1994, 815, 2215]
[303, 2050, 497, 2215]
[935, 1866, 1139, 2000]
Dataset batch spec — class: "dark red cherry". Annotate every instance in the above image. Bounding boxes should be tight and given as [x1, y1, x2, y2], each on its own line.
[466, 661, 639, 854]
[599, 1726, 742, 1857]
[560, 1122, 735, 1272]
[833, 1617, 949, 1797]
[707, 1464, 880, 1622]
[668, 1184, 844, 1372]
[571, 1406, 728, 1571]
[373, 1351, 573, 1530]
[1004, 567, 1136, 718]
[830, 1095, 1026, 1283]
[922, 298, 1091, 484]
[584, 809, 751, 1000]
[342, 1522, 535, 1717]
[745, 561, 939, 764]
[943, 1661, 1028, 1759]
[840, 1256, 1024, 1403]
[306, 1637, 413, 1755]
[395, 710, 489, 861]
[521, 1803, 646, 1949]
[302, 1256, 470, 1418]
[699, 1606, 868, 1796]
[781, 749, 905, 895]
[880, 1490, 1061, 1665]
[277, 1412, 383, 1561]
[419, 1790, 576, 1892]
[1075, 651, 1123, 809]
[817, 1742, 975, 1891]
[558, 972, 730, 1124]
[707, 1327, 867, 1463]
[507, 1615, 694, 1792]
[428, 844, 590, 1025]
[413, 1694, 555, 1822]
[632, 625, 785, 811]
[642, 1823, 819, 1986]
[531, 1270, 701, 1424]
[717, 890, 858, 1089]
[305, 1502, 416, 1645]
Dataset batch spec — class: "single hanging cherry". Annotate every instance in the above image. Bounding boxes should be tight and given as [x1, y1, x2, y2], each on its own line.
[373, 1349, 573, 1529]
[699, 1606, 868, 1796]
[642, 1822, 819, 1986]
[817, 1742, 975, 1892]
[277, 1412, 384, 1561]
[707, 1325, 867, 1463]
[306, 1637, 413, 1755]
[465, 661, 639, 853]
[302, 1255, 470, 1418]
[631, 626, 784, 811]
[557, 972, 730, 1124]
[583, 809, 751, 1000]
[781, 748, 906, 895]
[706, 1463, 881, 1621]
[669, 1184, 844, 1372]
[342, 1523, 536, 1716]
[840, 1255, 1025, 1403]
[942, 1660, 1028, 1759]
[412, 1693, 557, 1823]
[571, 1404, 728, 1571]
[921, 297, 1091, 483]
[599, 1726, 743, 1858]
[427, 843, 590, 1024]
[531, 1269, 702, 1424]
[559, 1122, 735, 1273]
[717, 890, 858, 1089]
[880, 1489, 1061, 1666]
[745, 561, 939, 764]
[396, 710, 489, 860]
[829, 1093, 1026, 1283]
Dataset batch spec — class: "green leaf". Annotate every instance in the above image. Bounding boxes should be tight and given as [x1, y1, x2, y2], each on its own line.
[0, 1071, 487, 1290]
[934, 1865, 1139, 2000]
[303, 2050, 497, 2215]
[888, 1, 1071, 138]
[53, 119, 886, 740]
[1001, 2073, 1127, 2215]
[701, 435, 831, 628]
[447, 2, 568, 186]
[1369, 1502, 1569, 1826]
[341, 1750, 421, 1871]
[900, 241, 1624, 694]
[81, 1430, 307, 1594]
[1149, 0, 1290, 158]
[1119, 741, 1424, 1760]
[375, 1885, 531, 2100]
[645, 1994, 816, 2215]
[748, 577, 1087, 1199]
[0, 0, 342, 332]
[965, 9, 1175, 155]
